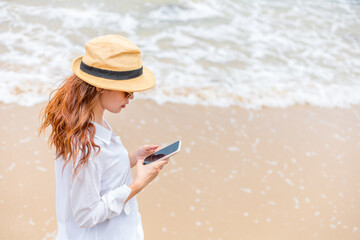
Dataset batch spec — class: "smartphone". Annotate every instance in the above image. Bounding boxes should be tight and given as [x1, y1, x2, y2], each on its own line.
[143, 140, 182, 165]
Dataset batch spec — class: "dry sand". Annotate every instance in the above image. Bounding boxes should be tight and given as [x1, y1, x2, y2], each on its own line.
[0, 100, 359, 240]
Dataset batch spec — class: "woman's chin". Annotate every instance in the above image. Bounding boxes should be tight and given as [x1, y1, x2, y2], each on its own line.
[108, 108, 122, 114]
[108, 104, 127, 114]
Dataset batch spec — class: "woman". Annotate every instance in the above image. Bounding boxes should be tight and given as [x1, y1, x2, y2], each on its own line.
[39, 35, 168, 240]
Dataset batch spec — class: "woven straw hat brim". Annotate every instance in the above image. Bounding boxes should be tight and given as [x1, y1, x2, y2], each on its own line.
[72, 56, 155, 92]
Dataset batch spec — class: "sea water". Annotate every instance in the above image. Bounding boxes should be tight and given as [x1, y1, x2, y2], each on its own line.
[1, 0, 359, 109]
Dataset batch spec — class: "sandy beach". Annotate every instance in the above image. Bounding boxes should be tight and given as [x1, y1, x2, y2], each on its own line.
[2, 1, 360, 239]
[0, 100, 359, 240]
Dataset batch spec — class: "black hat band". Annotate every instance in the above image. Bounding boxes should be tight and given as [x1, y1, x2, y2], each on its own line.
[80, 61, 143, 80]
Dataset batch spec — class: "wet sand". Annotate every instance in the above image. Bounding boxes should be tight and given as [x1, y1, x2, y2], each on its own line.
[0, 100, 359, 240]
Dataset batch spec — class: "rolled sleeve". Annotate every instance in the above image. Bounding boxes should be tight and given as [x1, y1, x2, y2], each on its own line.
[70, 157, 132, 229]
[101, 185, 132, 217]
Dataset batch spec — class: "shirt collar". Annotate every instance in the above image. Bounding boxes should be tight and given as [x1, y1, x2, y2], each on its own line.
[92, 119, 112, 145]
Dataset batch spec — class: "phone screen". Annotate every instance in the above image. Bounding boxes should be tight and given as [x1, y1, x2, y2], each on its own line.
[144, 141, 180, 165]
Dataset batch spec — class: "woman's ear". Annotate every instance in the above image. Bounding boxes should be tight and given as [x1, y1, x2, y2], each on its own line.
[96, 87, 103, 93]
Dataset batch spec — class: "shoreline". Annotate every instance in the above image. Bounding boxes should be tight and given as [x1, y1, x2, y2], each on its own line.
[0, 101, 359, 240]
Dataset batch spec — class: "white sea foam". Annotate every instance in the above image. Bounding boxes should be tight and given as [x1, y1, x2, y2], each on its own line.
[293, 197, 300, 209]
[36, 166, 47, 172]
[285, 178, 295, 187]
[6, 163, 15, 172]
[19, 137, 32, 144]
[240, 187, 252, 194]
[29, 218, 35, 225]
[266, 160, 278, 166]
[228, 146, 239, 152]
[1, 0, 360, 108]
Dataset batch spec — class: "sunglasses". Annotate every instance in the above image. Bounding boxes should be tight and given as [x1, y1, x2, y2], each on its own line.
[124, 92, 133, 100]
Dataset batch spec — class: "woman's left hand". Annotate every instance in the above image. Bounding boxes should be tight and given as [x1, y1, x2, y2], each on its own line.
[130, 145, 159, 167]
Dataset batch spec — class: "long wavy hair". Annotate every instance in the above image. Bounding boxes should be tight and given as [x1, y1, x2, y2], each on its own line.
[39, 74, 101, 178]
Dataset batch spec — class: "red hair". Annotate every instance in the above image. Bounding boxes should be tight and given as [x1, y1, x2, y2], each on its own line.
[39, 74, 100, 177]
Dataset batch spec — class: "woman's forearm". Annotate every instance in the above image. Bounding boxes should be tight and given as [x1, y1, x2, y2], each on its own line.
[126, 181, 142, 203]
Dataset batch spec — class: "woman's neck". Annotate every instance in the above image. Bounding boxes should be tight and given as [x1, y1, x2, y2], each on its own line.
[92, 102, 107, 128]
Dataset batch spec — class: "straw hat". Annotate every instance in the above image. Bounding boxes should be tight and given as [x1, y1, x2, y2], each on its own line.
[72, 35, 155, 92]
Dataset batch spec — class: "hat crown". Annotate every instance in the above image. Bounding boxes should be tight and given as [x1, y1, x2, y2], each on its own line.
[82, 35, 142, 71]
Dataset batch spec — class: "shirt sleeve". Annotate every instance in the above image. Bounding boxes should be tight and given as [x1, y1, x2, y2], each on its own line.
[70, 155, 132, 229]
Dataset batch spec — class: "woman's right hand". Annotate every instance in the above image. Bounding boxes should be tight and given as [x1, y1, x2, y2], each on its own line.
[134, 158, 169, 189]
[126, 158, 169, 202]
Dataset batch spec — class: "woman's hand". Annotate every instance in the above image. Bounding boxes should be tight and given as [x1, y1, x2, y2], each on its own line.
[135, 158, 169, 189]
[129, 145, 159, 168]
[126, 158, 169, 202]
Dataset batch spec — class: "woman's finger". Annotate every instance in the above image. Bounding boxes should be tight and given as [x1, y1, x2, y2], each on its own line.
[144, 145, 159, 151]
[152, 159, 168, 168]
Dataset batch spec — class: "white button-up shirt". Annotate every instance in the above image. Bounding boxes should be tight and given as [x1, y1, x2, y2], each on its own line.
[55, 120, 144, 240]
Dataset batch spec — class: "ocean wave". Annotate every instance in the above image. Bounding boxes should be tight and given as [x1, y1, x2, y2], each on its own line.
[1, 0, 359, 108]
